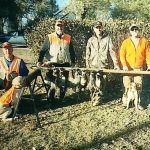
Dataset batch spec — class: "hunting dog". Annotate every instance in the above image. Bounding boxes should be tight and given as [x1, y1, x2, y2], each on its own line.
[125, 82, 139, 109]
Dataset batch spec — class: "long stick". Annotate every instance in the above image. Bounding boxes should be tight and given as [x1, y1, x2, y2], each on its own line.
[31, 66, 150, 75]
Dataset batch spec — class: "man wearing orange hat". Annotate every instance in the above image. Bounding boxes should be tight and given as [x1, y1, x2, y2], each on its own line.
[0, 42, 29, 90]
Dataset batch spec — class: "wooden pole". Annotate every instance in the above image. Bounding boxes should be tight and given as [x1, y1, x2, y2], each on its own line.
[31, 66, 150, 75]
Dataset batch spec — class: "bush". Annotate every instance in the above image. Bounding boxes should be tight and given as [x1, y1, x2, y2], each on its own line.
[25, 19, 150, 67]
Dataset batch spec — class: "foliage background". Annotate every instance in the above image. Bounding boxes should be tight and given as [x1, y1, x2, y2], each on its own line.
[66, 0, 150, 20]
[0, 0, 58, 33]
[25, 19, 150, 67]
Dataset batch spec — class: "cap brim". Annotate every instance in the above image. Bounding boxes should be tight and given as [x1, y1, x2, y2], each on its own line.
[94, 25, 102, 28]
[2, 42, 12, 49]
[56, 23, 63, 25]
[129, 24, 139, 30]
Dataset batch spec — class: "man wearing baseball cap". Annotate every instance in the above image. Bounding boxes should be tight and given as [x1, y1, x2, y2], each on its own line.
[37, 19, 76, 67]
[0, 42, 29, 90]
[86, 21, 120, 106]
[120, 24, 150, 110]
[36, 19, 76, 102]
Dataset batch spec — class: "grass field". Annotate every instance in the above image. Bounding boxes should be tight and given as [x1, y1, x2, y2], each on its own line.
[0, 48, 150, 150]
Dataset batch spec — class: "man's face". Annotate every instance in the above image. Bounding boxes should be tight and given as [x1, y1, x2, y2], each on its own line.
[93, 26, 103, 36]
[55, 24, 64, 35]
[2, 47, 13, 59]
[130, 26, 139, 37]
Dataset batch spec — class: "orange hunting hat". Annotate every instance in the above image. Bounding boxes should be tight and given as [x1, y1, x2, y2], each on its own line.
[55, 19, 64, 26]
[2, 42, 12, 49]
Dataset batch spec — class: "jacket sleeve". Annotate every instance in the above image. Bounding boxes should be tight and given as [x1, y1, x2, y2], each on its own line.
[38, 36, 50, 63]
[86, 39, 91, 68]
[69, 42, 76, 65]
[108, 37, 119, 67]
[19, 59, 29, 76]
[146, 40, 150, 67]
[119, 40, 127, 67]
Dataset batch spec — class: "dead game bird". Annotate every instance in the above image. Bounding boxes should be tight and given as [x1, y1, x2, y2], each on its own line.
[80, 70, 88, 91]
[87, 72, 96, 98]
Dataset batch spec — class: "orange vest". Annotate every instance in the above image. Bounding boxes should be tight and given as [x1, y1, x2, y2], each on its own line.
[48, 32, 71, 64]
[0, 86, 16, 107]
[0, 56, 21, 80]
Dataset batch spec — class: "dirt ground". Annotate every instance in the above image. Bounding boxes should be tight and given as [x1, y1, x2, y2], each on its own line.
[0, 48, 150, 150]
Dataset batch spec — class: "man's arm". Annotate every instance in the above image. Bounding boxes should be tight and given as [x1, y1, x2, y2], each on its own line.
[86, 40, 91, 68]
[119, 40, 128, 70]
[38, 36, 50, 63]
[69, 42, 76, 66]
[146, 40, 150, 70]
[19, 59, 29, 76]
[108, 37, 119, 69]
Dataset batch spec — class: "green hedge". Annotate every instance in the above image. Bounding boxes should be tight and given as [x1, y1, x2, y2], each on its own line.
[25, 19, 150, 67]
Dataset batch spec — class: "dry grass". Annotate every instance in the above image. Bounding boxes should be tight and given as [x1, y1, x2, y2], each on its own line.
[0, 49, 150, 150]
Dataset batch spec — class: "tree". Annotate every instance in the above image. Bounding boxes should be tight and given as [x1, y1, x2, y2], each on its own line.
[111, 0, 150, 20]
[66, 0, 150, 20]
[0, 0, 58, 32]
[67, 0, 110, 20]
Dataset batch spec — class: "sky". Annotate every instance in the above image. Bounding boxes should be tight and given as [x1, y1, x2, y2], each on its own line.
[56, 0, 70, 9]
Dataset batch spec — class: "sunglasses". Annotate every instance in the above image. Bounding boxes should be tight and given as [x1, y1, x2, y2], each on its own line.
[95, 26, 102, 29]
[130, 26, 139, 31]
[56, 24, 64, 27]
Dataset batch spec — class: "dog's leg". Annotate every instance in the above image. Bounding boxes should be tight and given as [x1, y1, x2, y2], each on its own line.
[126, 97, 130, 109]
[134, 98, 138, 110]
[122, 88, 128, 106]
[133, 90, 138, 110]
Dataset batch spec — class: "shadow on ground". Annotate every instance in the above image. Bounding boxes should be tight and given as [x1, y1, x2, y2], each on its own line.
[70, 120, 150, 150]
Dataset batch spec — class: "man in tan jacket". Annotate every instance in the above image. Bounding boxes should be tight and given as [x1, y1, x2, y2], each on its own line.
[86, 21, 119, 106]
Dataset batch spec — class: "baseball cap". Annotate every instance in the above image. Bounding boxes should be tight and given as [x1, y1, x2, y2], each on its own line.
[2, 42, 12, 49]
[93, 21, 103, 28]
[55, 19, 64, 26]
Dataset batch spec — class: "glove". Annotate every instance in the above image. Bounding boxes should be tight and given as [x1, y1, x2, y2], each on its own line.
[147, 66, 150, 71]
[114, 65, 120, 70]
[123, 66, 128, 71]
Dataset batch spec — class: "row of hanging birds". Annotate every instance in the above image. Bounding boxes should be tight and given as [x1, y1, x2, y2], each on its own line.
[44, 68, 107, 101]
